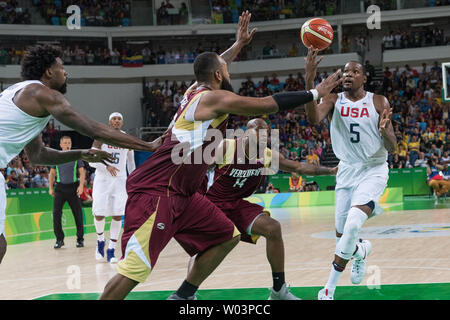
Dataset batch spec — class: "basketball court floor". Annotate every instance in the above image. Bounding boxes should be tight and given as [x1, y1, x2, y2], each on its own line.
[1, 196, 449, 300]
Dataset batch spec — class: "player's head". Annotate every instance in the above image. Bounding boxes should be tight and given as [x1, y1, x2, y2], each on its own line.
[193, 52, 233, 92]
[109, 112, 124, 130]
[60, 136, 72, 151]
[245, 118, 269, 148]
[342, 61, 366, 92]
[21, 44, 68, 94]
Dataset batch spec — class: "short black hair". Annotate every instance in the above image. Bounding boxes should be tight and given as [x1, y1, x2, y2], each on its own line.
[193, 52, 221, 82]
[21, 44, 62, 81]
[346, 61, 366, 75]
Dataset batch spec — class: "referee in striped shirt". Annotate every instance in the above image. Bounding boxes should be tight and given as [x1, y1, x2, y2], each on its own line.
[49, 136, 86, 249]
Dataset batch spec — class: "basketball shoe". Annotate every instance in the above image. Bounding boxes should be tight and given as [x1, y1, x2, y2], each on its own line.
[268, 284, 301, 300]
[106, 248, 118, 263]
[167, 292, 197, 300]
[96, 240, 105, 260]
[317, 287, 334, 300]
[350, 239, 372, 284]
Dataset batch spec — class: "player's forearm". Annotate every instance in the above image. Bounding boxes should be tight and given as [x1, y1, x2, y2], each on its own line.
[304, 77, 320, 124]
[220, 41, 244, 65]
[296, 162, 334, 176]
[92, 125, 154, 152]
[79, 168, 86, 185]
[29, 148, 83, 166]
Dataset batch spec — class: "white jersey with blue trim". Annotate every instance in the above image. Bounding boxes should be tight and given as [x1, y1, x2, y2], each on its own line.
[330, 91, 387, 164]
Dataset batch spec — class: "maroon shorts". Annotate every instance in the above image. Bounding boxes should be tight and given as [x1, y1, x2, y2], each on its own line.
[117, 192, 239, 283]
[210, 198, 270, 244]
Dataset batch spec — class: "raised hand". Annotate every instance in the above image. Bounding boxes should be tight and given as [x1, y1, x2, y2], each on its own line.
[315, 69, 343, 99]
[236, 10, 257, 46]
[305, 46, 323, 82]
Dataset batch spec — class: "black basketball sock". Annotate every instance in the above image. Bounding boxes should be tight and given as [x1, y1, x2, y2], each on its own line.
[272, 272, 285, 292]
[176, 280, 199, 299]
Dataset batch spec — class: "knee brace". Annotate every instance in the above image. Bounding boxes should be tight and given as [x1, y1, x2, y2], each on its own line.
[335, 207, 368, 260]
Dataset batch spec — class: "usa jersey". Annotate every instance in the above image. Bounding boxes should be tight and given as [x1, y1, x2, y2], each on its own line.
[330, 91, 387, 164]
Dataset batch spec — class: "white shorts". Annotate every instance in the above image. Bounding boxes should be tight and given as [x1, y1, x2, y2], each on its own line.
[0, 174, 5, 236]
[334, 161, 388, 234]
[92, 176, 128, 217]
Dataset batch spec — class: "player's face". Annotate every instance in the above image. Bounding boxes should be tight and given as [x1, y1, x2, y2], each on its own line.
[218, 59, 233, 92]
[342, 62, 366, 92]
[60, 138, 72, 151]
[50, 58, 68, 94]
[109, 116, 123, 130]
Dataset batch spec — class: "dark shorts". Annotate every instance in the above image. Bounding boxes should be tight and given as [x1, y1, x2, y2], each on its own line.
[117, 192, 239, 283]
[211, 198, 270, 244]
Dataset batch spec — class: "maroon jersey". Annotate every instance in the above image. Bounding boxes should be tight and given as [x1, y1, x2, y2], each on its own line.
[127, 86, 228, 197]
[204, 138, 272, 202]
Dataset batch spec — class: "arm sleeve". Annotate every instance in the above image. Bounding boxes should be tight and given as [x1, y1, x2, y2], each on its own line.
[127, 150, 136, 174]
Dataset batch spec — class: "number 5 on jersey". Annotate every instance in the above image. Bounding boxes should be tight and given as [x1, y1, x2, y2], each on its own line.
[350, 123, 360, 143]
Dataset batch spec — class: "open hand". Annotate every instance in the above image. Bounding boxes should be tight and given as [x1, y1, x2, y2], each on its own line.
[305, 46, 323, 82]
[236, 10, 257, 46]
[81, 149, 114, 165]
[315, 69, 343, 99]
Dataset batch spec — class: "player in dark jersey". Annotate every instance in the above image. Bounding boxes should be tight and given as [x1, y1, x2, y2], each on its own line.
[191, 118, 337, 300]
[100, 11, 342, 300]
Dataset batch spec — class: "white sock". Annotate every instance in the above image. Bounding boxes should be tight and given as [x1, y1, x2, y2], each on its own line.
[94, 218, 105, 241]
[335, 207, 368, 260]
[325, 264, 342, 292]
[109, 219, 122, 247]
[108, 239, 117, 250]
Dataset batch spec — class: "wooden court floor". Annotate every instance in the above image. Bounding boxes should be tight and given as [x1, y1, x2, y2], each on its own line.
[0, 197, 449, 300]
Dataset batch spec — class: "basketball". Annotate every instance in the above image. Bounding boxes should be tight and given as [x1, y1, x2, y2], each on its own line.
[301, 18, 334, 51]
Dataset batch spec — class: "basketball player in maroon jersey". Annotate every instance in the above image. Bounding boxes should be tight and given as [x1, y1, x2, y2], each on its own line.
[190, 118, 337, 300]
[100, 11, 342, 300]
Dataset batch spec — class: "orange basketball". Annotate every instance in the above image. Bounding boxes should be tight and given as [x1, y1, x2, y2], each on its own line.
[301, 18, 334, 51]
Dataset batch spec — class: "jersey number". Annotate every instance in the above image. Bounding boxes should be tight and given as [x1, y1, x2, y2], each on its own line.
[112, 152, 120, 164]
[233, 178, 248, 189]
[350, 123, 360, 143]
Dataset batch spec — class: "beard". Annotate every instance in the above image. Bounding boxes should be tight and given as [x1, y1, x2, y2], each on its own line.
[58, 81, 67, 94]
[220, 77, 234, 93]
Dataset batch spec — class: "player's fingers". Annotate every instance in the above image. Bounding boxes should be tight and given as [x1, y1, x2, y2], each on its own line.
[250, 27, 257, 38]
[316, 56, 324, 65]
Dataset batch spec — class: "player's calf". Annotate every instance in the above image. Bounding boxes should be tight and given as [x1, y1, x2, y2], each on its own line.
[0, 234, 6, 264]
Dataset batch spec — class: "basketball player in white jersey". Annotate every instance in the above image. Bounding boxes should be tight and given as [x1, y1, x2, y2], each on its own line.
[0, 44, 164, 264]
[89, 112, 136, 263]
[304, 47, 396, 300]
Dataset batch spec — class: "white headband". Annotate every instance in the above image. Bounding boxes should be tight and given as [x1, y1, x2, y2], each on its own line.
[109, 112, 123, 121]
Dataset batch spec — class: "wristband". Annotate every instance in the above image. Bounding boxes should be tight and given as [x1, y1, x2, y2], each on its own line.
[272, 91, 314, 112]
[310, 89, 319, 101]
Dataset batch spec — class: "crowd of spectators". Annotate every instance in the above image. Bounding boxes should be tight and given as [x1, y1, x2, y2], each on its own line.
[211, 0, 339, 24]
[0, 1, 31, 24]
[382, 27, 448, 51]
[32, 0, 132, 26]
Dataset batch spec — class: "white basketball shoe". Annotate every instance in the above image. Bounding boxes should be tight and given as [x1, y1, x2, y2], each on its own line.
[350, 239, 372, 284]
[317, 288, 334, 300]
[268, 284, 301, 300]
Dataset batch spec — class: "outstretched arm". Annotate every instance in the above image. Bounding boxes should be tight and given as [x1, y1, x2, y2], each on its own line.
[276, 150, 337, 175]
[24, 134, 114, 166]
[30, 86, 162, 152]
